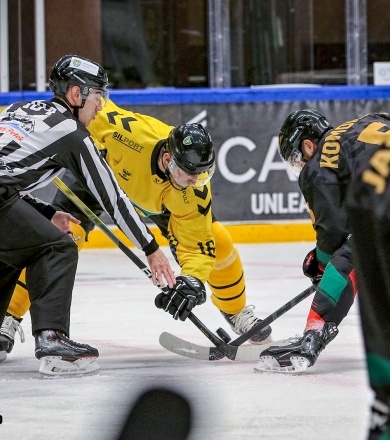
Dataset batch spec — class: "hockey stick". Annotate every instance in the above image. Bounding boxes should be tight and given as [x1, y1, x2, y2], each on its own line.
[53, 177, 316, 361]
[159, 284, 316, 361]
[52, 177, 229, 354]
[53, 177, 152, 279]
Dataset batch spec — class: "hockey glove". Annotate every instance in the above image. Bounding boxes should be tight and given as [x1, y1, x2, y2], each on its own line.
[155, 275, 206, 321]
[302, 248, 325, 284]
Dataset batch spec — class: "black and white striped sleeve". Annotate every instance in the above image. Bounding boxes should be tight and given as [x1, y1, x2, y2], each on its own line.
[70, 135, 158, 254]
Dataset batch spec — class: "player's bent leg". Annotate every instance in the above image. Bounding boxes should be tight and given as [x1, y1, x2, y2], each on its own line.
[307, 244, 356, 327]
[209, 221, 271, 344]
[256, 241, 356, 374]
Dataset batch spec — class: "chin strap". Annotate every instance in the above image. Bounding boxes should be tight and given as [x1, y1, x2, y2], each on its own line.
[72, 106, 80, 119]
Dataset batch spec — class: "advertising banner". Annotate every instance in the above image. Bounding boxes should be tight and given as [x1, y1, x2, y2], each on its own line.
[5, 97, 390, 223]
[127, 98, 390, 222]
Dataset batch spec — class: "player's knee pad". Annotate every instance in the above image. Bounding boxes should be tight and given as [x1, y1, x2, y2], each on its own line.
[212, 221, 234, 263]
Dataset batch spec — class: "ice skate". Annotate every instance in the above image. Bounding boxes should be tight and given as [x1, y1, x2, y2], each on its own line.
[221, 305, 272, 344]
[35, 330, 100, 378]
[0, 313, 25, 362]
[254, 321, 338, 374]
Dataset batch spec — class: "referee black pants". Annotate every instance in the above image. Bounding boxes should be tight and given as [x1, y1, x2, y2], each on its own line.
[0, 188, 78, 336]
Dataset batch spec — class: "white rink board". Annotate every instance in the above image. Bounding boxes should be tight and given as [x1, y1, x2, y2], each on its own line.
[0, 243, 371, 440]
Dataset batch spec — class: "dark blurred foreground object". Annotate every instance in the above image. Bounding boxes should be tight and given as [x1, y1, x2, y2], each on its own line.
[117, 387, 192, 440]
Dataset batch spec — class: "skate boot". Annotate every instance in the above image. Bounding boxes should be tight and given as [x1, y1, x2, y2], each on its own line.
[254, 321, 338, 374]
[35, 330, 100, 378]
[367, 399, 390, 440]
[0, 313, 25, 363]
[221, 305, 272, 344]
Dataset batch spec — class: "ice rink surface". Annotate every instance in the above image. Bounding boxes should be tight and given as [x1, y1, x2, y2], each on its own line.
[0, 242, 371, 440]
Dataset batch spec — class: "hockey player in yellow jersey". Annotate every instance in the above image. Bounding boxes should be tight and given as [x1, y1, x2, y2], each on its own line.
[0, 100, 272, 361]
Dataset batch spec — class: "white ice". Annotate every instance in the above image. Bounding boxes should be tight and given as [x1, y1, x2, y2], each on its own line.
[0, 242, 371, 439]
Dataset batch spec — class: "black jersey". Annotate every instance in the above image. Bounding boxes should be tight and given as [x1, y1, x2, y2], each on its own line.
[299, 112, 390, 261]
[0, 99, 157, 253]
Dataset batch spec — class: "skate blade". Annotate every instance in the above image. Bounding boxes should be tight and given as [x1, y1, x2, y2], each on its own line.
[253, 355, 310, 374]
[39, 356, 100, 379]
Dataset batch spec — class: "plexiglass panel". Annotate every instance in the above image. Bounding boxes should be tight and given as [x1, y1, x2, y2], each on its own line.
[3, 0, 390, 89]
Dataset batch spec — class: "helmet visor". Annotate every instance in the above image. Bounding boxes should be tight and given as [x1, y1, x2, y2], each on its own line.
[168, 158, 215, 188]
[286, 147, 305, 177]
[191, 163, 216, 187]
[82, 88, 109, 106]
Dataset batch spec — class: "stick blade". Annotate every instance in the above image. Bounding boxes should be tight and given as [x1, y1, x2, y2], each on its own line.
[159, 332, 289, 362]
[159, 332, 224, 361]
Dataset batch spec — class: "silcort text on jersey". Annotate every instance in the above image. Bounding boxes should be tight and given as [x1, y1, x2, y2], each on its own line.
[112, 132, 144, 153]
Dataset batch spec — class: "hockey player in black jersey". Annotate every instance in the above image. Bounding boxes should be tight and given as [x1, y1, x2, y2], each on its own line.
[255, 109, 359, 374]
[0, 55, 175, 377]
[256, 108, 390, 438]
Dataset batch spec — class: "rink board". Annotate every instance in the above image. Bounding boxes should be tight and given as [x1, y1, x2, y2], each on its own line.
[83, 221, 316, 249]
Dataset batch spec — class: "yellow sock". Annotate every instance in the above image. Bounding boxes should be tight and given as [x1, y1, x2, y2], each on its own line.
[208, 221, 246, 315]
[7, 271, 30, 319]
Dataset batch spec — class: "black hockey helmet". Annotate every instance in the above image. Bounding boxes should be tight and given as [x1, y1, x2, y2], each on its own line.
[279, 109, 332, 161]
[167, 123, 215, 174]
[278, 109, 332, 176]
[164, 123, 215, 188]
[49, 55, 109, 107]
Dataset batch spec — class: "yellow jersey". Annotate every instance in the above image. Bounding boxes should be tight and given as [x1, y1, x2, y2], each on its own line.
[88, 100, 216, 282]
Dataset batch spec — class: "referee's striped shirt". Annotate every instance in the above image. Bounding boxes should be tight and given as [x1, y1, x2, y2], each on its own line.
[0, 98, 157, 254]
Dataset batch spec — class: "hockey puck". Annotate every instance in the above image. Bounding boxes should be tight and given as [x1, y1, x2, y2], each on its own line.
[216, 327, 231, 343]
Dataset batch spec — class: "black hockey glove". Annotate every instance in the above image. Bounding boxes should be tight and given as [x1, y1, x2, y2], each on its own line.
[302, 248, 325, 284]
[155, 275, 206, 321]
